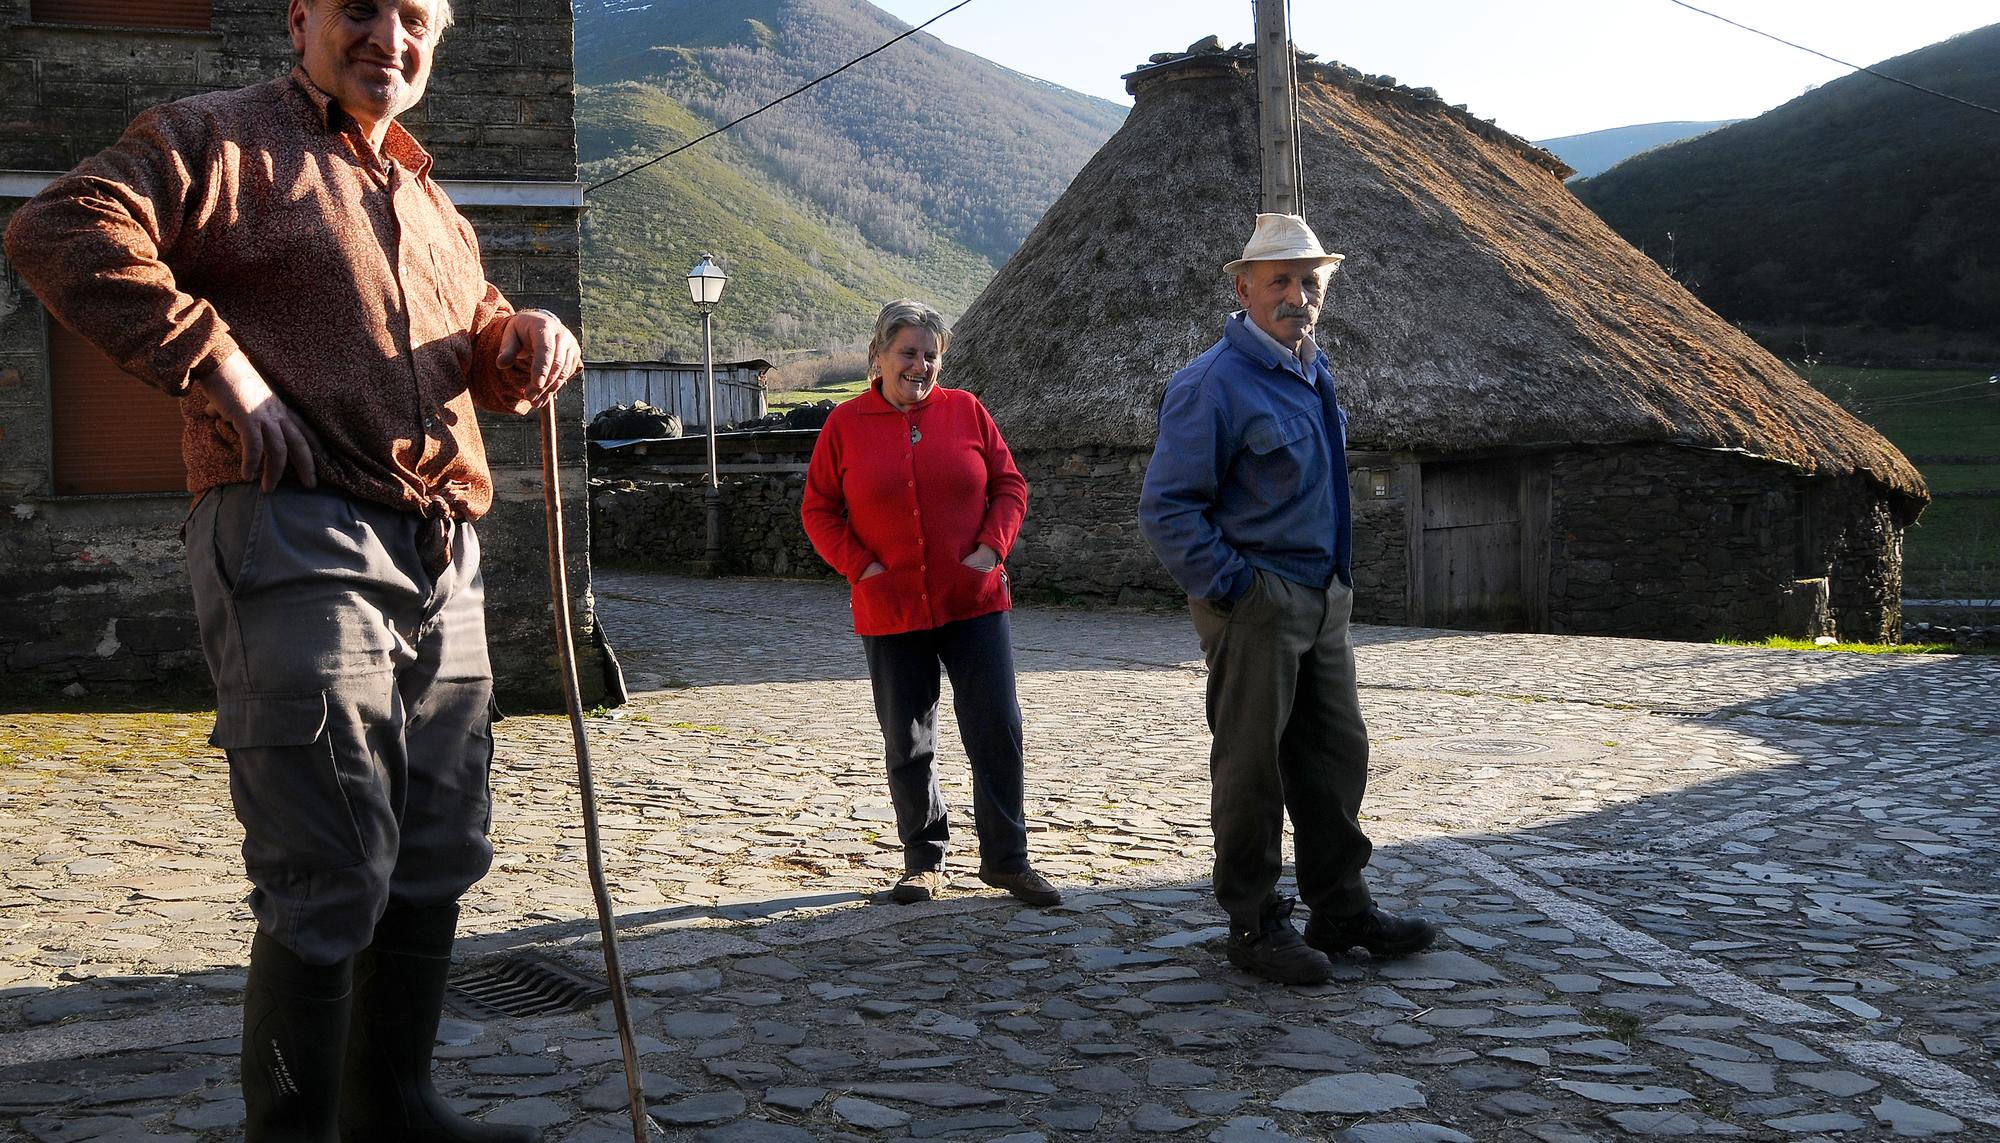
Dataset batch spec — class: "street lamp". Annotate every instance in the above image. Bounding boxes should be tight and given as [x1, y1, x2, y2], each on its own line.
[687, 253, 728, 575]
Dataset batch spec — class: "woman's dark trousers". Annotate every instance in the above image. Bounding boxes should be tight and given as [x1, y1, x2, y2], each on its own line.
[863, 610, 1031, 875]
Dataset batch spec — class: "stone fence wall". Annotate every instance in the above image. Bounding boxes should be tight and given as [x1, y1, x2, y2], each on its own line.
[590, 431, 829, 580]
[593, 472, 826, 580]
[591, 436, 1906, 646]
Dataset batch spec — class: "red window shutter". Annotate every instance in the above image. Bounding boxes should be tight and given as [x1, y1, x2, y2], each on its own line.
[30, 0, 211, 28]
[48, 319, 188, 495]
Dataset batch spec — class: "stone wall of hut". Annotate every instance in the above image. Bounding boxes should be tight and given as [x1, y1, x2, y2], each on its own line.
[1004, 448, 1169, 605]
[1818, 476, 1905, 643]
[1002, 447, 1412, 619]
[596, 442, 1409, 615]
[1546, 447, 1901, 641]
[1548, 447, 1796, 640]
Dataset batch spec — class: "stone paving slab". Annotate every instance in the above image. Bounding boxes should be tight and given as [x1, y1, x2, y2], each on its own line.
[2, 571, 1997, 1141]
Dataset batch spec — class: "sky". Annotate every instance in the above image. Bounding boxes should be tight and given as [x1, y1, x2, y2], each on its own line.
[869, 0, 1996, 141]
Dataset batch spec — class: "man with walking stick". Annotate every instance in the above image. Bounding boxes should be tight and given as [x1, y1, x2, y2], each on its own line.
[7, 1, 581, 1137]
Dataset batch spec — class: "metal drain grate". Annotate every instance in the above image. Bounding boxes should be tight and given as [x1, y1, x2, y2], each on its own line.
[448, 953, 610, 1018]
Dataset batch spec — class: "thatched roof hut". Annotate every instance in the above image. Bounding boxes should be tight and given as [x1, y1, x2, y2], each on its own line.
[952, 42, 1920, 500]
[946, 41, 1926, 641]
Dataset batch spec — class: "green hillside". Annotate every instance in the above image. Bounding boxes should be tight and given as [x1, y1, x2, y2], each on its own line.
[575, 0, 1127, 360]
[580, 84, 993, 360]
[1574, 23, 2000, 365]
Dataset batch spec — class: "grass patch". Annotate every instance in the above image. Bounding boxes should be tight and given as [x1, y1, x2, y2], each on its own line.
[1795, 364, 1998, 598]
[0, 711, 216, 770]
[767, 374, 869, 413]
[1590, 1008, 1645, 1045]
[1715, 636, 1972, 655]
[1799, 365, 1999, 459]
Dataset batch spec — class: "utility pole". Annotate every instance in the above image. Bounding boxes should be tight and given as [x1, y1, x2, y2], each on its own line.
[1254, 0, 1302, 216]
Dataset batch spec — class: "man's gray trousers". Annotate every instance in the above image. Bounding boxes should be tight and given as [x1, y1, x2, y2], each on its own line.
[1190, 568, 1376, 935]
[187, 481, 497, 964]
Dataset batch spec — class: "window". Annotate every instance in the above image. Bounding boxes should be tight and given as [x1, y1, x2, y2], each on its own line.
[29, 0, 211, 29]
[47, 318, 187, 495]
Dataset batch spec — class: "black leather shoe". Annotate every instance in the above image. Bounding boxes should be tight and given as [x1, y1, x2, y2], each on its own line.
[1304, 906, 1437, 959]
[1224, 901, 1333, 985]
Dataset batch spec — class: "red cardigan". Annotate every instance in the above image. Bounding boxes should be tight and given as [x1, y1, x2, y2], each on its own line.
[802, 382, 1028, 636]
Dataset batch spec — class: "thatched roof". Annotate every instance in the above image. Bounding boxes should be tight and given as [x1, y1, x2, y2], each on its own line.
[946, 42, 1926, 506]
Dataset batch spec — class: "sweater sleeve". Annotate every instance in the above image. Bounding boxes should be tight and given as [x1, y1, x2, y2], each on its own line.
[971, 398, 1028, 558]
[3, 102, 241, 396]
[801, 409, 878, 582]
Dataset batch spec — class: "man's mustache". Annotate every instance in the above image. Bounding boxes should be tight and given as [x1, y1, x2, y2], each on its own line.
[1275, 303, 1317, 320]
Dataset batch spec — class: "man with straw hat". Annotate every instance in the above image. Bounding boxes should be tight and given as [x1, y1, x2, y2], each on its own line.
[1140, 213, 1437, 985]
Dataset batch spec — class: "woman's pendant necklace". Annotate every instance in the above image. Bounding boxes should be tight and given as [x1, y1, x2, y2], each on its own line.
[909, 424, 922, 445]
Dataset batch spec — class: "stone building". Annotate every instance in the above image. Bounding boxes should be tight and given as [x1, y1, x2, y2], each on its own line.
[0, 0, 594, 703]
[944, 42, 1930, 642]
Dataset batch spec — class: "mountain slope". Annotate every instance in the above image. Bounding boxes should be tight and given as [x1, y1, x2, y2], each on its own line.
[1573, 24, 2000, 362]
[581, 83, 995, 360]
[575, 0, 1127, 359]
[1534, 120, 1735, 180]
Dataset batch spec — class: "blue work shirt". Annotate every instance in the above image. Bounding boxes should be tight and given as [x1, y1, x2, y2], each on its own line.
[1138, 311, 1353, 602]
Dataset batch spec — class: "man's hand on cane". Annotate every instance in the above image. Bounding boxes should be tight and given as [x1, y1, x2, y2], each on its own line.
[498, 308, 583, 409]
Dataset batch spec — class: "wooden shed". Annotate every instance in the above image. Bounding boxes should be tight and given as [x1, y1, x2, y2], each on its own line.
[585, 359, 773, 429]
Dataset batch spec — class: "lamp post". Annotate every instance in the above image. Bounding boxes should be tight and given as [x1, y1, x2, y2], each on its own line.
[687, 253, 728, 575]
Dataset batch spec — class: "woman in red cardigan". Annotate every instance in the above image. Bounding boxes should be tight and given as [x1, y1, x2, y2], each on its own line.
[802, 299, 1059, 908]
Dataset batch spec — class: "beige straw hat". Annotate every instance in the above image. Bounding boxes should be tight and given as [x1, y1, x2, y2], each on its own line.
[1223, 213, 1347, 275]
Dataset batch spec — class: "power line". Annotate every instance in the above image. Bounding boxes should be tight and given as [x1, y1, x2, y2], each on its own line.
[1666, 0, 2000, 118]
[1859, 377, 2000, 408]
[584, 0, 978, 196]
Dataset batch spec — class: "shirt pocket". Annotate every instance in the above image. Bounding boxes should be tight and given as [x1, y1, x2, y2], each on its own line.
[1243, 409, 1322, 503]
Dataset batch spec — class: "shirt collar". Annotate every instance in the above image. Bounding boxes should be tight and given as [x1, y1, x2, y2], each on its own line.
[287, 65, 436, 179]
[1230, 311, 1323, 384]
[860, 377, 938, 414]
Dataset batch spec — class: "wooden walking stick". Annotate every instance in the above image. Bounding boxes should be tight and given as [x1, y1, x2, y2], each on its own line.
[538, 400, 657, 1142]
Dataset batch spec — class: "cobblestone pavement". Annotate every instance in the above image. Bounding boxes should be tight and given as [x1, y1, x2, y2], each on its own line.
[2, 571, 1997, 1141]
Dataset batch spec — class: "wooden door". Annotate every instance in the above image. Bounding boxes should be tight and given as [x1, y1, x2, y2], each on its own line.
[1417, 459, 1529, 630]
